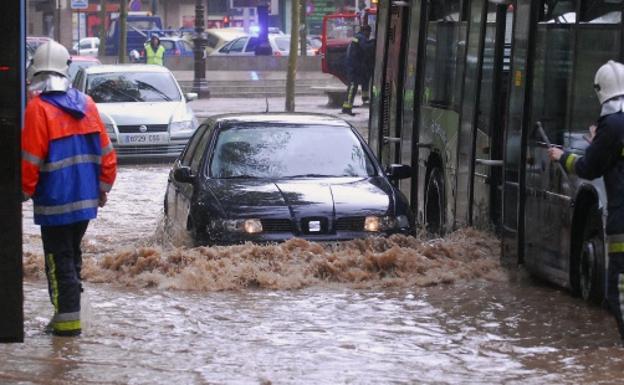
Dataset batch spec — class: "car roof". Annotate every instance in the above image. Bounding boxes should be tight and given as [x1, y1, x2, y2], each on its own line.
[211, 113, 352, 128]
[70, 55, 101, 62]
[83, 64, 173, 74]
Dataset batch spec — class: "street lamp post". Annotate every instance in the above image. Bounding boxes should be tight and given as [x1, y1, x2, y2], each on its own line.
[193, 0, 209, 97]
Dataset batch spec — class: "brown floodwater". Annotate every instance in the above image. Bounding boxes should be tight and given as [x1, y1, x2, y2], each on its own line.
[3, 164, 623, 385]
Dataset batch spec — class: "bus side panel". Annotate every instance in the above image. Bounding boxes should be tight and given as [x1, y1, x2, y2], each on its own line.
[368, 3, 391, 156]
[399, 1, 425, 208]
[502, 0, 535, 266]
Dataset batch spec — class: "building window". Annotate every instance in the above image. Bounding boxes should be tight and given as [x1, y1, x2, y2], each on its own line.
[208, 0, 228, 14]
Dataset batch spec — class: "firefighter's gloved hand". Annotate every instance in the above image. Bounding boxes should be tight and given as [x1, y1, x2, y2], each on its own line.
[98, 191, 108, 208]
[547, 147, 564, 161]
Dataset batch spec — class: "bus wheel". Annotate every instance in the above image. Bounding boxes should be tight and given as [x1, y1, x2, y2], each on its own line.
[425, 167, 444, 235]
[579, 213, 605, 304]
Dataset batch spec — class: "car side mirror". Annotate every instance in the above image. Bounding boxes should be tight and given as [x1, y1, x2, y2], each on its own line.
[386, 164, 412, 180]
[173, 166, 195, 184]
[185, 92, 198, 102]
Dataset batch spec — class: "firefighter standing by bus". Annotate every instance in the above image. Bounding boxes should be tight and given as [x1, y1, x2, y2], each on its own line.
[22, 41, 117, 336]
[341, 24, 374, 115]
[548, 60, 624, 341]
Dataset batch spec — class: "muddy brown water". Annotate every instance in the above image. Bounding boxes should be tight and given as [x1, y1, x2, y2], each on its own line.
[4, 164, 624, 385]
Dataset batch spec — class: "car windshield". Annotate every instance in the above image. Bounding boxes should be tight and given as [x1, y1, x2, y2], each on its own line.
[209, 124, 376, 179]
[86, 71, 181, 103]
[274, 36, 290, 51]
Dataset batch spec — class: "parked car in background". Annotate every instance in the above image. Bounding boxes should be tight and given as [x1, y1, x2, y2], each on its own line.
[26, 36, 52, 65]
[165, 113, 414, 245]
[139, 36, 194, 60]
[68, 55, 101, 81]
[72, 64, 198, 160]
[204, 27, 247, 55]
[72, 37, 100, 56]
[212, 34, 319, 56]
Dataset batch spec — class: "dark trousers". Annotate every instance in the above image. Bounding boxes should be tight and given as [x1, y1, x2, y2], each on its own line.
[607, 252, 624, 339]
[41, 221, 89, 316]
[342, 77, 370, 110]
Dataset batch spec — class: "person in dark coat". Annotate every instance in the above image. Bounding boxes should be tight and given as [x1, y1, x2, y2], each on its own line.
[341, 24, 374, 115]
[549, 60, 624, 341]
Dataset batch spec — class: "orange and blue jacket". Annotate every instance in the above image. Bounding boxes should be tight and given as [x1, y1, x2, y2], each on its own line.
[22, 88, 117, 226]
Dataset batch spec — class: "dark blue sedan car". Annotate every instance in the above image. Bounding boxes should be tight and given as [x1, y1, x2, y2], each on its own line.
[165, 113, 414, 245]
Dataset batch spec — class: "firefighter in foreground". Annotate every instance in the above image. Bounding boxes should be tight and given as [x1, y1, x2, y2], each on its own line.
[548, 60, 624, 341]
[22, 41, 117, 336]
[145, 34, 165, 66]
[341, 24, 374, 115]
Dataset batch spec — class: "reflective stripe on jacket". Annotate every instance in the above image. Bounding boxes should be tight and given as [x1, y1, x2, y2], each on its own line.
[22, 93, 117, 226]
[145, 44, 165, 66]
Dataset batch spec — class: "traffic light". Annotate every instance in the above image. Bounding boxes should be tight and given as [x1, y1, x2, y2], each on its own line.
[223, 16, 230, 28]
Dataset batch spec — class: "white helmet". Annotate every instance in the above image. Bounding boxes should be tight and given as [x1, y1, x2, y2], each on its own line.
[594, 60, 624, 104]
[29, 40, 70, 78]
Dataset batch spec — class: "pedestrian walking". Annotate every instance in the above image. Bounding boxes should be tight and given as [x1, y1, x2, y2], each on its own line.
[145, 35, 165, 66]
[341, 24, 374, 115]
[22, 40, 117, 337]
[548, 60, 624, 342]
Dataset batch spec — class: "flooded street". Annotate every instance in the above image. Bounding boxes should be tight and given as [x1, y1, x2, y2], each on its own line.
[4, 164, 624, 385]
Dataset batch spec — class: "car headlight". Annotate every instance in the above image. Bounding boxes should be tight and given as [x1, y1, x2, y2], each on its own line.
[169, 120, 194, 133]
[208, 218, 263, 234]
[104, 123, 115, 133]
[364, 215, 409, 232]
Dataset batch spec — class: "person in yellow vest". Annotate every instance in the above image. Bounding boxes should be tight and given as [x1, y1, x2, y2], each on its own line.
[145, 35, 165, 66]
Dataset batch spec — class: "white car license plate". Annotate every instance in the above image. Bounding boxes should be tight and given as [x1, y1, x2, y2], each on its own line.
[120, 133, 168, 145]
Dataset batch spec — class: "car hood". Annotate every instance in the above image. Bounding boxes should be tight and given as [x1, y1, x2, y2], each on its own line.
[97, 101, 188, 126]
[203, 177, 392, 219]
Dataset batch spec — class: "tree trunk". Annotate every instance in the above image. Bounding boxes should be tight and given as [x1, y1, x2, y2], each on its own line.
[98, 0, 107, 57]
[300, 0, 307, 56]
[285, 0, 300, 112]
[119, 0, 128, 63]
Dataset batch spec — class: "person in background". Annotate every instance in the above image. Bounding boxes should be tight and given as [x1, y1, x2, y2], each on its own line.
[341, 24, 374, 115]
[548, 60, 624, 342]
[145, 35, 165, 66]
[22, 40, 117, 337]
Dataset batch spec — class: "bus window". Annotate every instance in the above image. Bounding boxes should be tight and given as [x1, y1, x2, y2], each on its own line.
[530, 1, 577, 145]
[570, 1, 622, 135]
[421, 0, 465, 111]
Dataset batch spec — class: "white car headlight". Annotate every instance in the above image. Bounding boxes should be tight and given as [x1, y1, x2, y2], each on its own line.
[169, 120, 194, 132]
[208, 218, 263, 234]
[104, 123, 115, 133]
[364, 215, 407, 232]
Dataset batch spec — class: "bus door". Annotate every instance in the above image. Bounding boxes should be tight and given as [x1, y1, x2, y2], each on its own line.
[455, 1, 511, 229]
[416, 0, 468, 233]
[321, 13, 359, 85]
[522, 1, 577, 285]
[378, 3, 410, 168]
[501, 0, 532, 266]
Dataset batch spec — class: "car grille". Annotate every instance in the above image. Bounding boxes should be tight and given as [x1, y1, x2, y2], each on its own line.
[117, 124, 169, 133]
[261, 219, 294, 233]
[113, 143, 186, 157]
[335, 217, 365, 232]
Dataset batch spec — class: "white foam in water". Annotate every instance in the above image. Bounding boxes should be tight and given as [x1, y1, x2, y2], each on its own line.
[80, 285, 94, 333]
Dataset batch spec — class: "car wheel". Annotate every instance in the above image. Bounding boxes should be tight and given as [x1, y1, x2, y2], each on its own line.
[425, 167, 445, 235]
[578, 210, 606, 305]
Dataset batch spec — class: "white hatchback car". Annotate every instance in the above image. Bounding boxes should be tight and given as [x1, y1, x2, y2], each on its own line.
[212, 34, 318, 56]
[72, 64, 198, 160]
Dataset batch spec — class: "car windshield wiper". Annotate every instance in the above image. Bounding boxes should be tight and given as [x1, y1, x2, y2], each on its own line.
[223, 174, 261, 179]
[93, 82, 143, 102]
[289, 173, 340, 178]
[135, 80, 173, 101]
